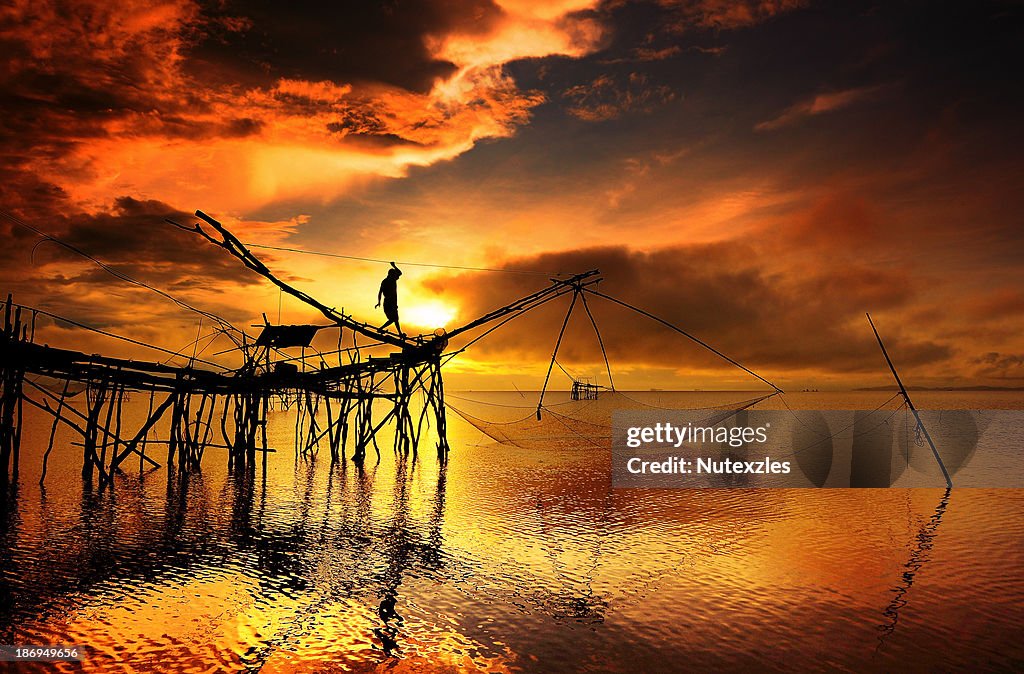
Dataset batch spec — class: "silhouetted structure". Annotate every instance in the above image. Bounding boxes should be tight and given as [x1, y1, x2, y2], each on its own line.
[0, 209, 604, 487]
[570, 377, 600, 401]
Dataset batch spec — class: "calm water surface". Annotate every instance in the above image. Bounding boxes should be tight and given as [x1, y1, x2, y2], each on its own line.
[1, 391, 1022, 672]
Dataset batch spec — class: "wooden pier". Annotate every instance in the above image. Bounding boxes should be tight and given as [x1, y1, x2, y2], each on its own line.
[1, 292, 451, 486]
[0, 209, 602, 487]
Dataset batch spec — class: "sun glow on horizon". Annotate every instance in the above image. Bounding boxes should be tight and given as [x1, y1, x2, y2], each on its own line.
[403, 299, 458, 331]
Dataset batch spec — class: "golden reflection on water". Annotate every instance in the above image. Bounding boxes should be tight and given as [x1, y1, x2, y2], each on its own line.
[0, 392, 1022, 672]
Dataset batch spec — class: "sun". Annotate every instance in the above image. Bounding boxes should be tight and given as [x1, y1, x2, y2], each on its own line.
[403, 299, 458, 330]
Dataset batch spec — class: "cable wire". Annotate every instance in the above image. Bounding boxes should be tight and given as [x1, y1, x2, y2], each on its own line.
[242, 242, 566, 276]
[1, 209, 248, 345]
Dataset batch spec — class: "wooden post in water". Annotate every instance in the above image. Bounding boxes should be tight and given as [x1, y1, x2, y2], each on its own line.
[0, 294, 26, 480]
[40, 379, 71, 485]
[12, 304, 23, 478]
[82, 384, 105, 481]
[435, 359, 449, 461]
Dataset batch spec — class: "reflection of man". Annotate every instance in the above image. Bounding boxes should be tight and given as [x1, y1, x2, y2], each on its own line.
[376, 261, 404, 337]
[374, 587, 403, 656]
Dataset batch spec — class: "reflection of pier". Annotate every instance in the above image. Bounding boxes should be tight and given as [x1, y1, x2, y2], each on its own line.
[0, 207, 602, 487]
[0, 456, 452, 654]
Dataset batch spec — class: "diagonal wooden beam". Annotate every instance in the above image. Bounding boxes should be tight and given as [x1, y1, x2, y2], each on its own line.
[110, 392, 176, 471]
[170, 211, 411, 349]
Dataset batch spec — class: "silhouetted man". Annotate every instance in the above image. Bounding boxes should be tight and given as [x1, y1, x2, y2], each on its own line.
[376, 261, 404, 336]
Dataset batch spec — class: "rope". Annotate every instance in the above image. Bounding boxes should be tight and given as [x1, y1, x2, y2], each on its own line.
[440, 289, 572, 366]
[609, 390, 777, 412]
[447, 403, 539, 427]
[537, 292, 578, 417]
[446, 392, 581, 409]
[584, 288, 781, 393]
[554, 359, 577, 382]
[241, 242, 566, 276]
[1, 209, 248, 345]
[778, 391, 902, 438]
[160, 329, 222, 366]
[772, 397, 907, 462]
[11, 302, 229, 371]
[580, 290, 614, 391]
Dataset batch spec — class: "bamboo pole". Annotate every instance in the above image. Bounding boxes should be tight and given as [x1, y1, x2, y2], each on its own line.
[40, 379, 71, 486]
[537, 291, 578, 420]
[867, 313, 952, 488]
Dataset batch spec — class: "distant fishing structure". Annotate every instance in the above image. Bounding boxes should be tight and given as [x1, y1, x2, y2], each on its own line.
[0, 208, 951, 489]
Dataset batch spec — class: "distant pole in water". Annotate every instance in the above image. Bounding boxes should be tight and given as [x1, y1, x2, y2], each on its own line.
[866, 313, 952, 488]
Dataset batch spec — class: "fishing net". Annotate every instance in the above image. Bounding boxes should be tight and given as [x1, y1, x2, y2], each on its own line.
[443, 285, 782, 450]
[446, 391, 776, 448]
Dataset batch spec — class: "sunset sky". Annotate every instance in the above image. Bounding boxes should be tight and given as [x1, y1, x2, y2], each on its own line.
[1, 0, 1022, 390]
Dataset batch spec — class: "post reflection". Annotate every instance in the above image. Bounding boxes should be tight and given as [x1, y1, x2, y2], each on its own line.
[0, 480, 19, 637]
[218, 451, 452, 661]
[875, 488, 952, 655]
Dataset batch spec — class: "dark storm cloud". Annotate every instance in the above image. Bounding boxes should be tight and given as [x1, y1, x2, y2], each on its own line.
[971, 352, 1024, 380]
[186, 0, 503, 92]
[657, 0, 807, 32]
[426, 244, 951, 374]
[0, 193, 297, 341]
[3, 196, 271, 290]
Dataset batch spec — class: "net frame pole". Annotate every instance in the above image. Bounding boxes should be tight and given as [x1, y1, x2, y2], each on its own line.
[579, 291, 614, 392]
[537, 291, 579, 420]
[866, 313, 952, 488]
[584, 289, 781, 393]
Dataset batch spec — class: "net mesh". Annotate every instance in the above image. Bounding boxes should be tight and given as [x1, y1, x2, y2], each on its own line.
[447, 391, 776, 448]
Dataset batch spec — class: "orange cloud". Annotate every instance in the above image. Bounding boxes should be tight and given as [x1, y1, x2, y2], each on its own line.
[563, 72, 677, 122]
[4, 0, 606, 213]
[424, 243, 945, 379]
[0, 0, 616, 363]
[1, 0, 199, 66]
[755, 85, 892, 131]
[429, 0, 604, 70]
[659, 0, 807, 31]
